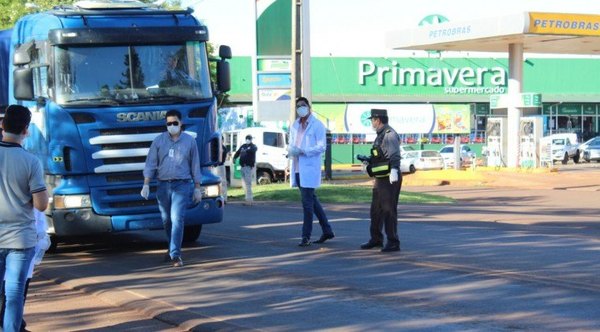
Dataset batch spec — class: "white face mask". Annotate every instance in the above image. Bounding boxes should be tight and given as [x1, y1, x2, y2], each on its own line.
[245, 139, 252, 144]
[167, 125, 181, 135]
[296, 106, 309, 118]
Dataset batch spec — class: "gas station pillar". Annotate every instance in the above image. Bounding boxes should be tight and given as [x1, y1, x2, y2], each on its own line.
[507, 43, 523, 168]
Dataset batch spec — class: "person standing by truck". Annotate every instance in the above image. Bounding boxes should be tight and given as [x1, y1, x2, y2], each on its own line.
[233, 135, 257, 205]
[289, 97, 334, 247]
[0, 105, 49, 332]
[141, 110, 203, 268]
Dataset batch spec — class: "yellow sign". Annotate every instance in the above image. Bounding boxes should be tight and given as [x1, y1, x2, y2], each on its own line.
[433, 105, 470, 134]
[529, 12, 600, 36]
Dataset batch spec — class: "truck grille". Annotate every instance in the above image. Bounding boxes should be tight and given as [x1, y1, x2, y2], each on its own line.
[89, 126, 197, 174]
[105, 172, 144, 183]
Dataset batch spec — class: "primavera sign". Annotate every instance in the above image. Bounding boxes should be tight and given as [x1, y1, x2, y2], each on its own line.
[358, 60, 507, 94]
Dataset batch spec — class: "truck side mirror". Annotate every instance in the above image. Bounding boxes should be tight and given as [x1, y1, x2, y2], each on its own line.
[217, 60, 230, 93]
[219, 45, 232, 60]
[13, 68, 35, 100]
[13, 41, 34, 65]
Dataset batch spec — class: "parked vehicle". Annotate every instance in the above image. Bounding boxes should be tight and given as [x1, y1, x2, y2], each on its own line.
[223, 127, 288, 186]
[0, 0, 231, 248]
[577, 136, 600, 162]
[547, 134, 580, 164]
[401, 150, 445, 173]
[439, 145, 475, 168]
[400, 145, 416, 154]
[582, 140, 600, 162]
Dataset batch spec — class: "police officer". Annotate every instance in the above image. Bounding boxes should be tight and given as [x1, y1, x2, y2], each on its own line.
[360, 109, 402, 252]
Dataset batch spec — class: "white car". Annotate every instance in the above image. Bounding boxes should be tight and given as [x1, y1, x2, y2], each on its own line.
[577, 136, 600, 162]
[401, 150, 445, 173]
[439, 145, 475, 168]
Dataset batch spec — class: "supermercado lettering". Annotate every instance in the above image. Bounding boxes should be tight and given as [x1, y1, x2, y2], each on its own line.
[358, 60, 506, 94]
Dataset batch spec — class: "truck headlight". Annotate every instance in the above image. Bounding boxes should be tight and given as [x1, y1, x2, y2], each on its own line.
[54, 194, 92, 209]
[202, 185, 220, 198]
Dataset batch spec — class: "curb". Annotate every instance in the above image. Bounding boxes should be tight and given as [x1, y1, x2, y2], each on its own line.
[36, 268, 255, 331]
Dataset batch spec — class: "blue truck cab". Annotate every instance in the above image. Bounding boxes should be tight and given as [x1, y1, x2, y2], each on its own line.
[1, 0, 231, 248]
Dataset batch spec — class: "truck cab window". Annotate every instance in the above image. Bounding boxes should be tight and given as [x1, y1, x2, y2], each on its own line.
[54, 42, 212, 105]
[263, 132, 284, 148]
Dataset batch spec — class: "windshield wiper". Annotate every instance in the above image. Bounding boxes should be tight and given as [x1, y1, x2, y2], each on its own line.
[131, 95, 190, 104]
[63, 97, 121, 106]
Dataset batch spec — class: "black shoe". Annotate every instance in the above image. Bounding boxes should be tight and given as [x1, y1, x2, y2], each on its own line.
[313, 233, 335, 244]
[381, 243, 400, 252]
[360, 240, 383, 250]
[298, 238, 311, 247]
[171, 256, 184, 267]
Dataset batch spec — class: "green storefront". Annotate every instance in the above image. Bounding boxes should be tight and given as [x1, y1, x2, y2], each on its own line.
[228, 56, 600, 136]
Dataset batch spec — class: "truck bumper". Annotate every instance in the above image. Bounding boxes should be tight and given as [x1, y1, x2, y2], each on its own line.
[49, 197, 224, 236]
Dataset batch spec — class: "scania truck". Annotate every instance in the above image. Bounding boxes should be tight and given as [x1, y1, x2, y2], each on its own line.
[0, 0, 231, 249]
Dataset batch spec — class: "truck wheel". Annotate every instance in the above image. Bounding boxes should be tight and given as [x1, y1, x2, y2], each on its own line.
[562, 153, 569, 165]
[257, 171, 272, 185]
[47, 235, 59, 254]
[409, 165, 416, 174]
[573, 152, 580, 164]
[183, 225, 202, 243]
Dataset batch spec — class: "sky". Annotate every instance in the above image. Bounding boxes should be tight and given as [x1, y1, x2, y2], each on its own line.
[181, 0, 600, 57]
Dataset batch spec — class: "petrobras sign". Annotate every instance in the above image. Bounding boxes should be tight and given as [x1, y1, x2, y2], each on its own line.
[529, 12, 600, 36]
[358, 60, 507, 94]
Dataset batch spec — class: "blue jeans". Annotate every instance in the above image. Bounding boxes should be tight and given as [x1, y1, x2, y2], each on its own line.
[296, 173, 333, 239]
[0, 247, 34, 332]
[156, 180, 192, 259]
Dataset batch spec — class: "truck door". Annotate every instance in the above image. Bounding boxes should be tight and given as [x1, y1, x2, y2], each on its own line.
[261, 131, 288, 172]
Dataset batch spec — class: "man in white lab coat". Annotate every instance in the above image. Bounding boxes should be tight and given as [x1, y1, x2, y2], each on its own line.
[289, 97, 335, 247]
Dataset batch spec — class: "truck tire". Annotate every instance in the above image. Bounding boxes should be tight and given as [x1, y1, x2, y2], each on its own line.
[573, 151, 580, 164]
[409, 165, 416, 174]
[562, 153, 569, 165]
[47, 235, 59, 254]
[183, 225, 202, 243]
[257, 170, 272, 185]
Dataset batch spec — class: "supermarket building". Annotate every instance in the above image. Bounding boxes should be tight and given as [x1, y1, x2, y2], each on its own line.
[192, 0, 600, 159]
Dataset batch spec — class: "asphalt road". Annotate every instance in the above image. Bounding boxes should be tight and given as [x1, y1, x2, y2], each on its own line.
[25, 180, 600, 331]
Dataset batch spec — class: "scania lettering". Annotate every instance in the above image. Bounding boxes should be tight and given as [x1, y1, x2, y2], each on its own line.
[116, 111, 168, 122]
[0, 0, 232, 249]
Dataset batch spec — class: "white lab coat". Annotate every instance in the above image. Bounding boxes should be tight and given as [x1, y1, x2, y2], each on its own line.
[289, 113, 326, 189]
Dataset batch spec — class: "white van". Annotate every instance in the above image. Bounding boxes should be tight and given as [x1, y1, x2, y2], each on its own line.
[223, 127, 288, 186]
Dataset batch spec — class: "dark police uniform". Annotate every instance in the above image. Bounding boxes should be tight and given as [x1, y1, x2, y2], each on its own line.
[362, 109, 402, 252]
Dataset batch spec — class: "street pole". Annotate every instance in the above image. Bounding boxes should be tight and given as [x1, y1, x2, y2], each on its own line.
[290, 0, 311, 125]
[289, 0, 300, 126]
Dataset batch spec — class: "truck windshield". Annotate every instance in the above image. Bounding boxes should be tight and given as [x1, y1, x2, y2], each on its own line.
[54, 42, 212, 105]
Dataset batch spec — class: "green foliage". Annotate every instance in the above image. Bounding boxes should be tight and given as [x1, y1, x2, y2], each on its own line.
[228, 183, 455, 204]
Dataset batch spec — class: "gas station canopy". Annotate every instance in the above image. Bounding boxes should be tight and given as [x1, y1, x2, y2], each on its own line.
[386, 12, 600, 168]
[386, 12, 600, 55]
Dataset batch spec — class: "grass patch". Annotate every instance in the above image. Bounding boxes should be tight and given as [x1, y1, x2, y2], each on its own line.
[227, 183, 454, 204]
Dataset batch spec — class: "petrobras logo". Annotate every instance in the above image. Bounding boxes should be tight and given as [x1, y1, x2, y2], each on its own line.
[116, 111, 167, 122]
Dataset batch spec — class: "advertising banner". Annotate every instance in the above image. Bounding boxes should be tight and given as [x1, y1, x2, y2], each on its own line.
[344, 104, 435, 134]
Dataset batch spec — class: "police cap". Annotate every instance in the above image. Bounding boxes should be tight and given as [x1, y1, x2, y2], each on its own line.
[367, 108, 387, 119]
